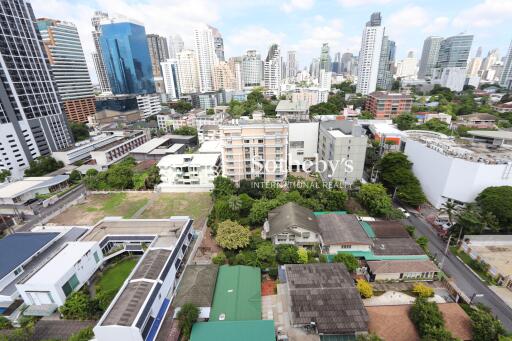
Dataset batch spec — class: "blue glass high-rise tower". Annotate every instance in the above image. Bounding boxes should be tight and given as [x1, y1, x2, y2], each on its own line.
[99, 18, 155, 94]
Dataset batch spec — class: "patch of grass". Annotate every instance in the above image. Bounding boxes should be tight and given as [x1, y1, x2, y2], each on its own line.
[85, 193, 148, 218]
[96, 258, 138, 293]
[141, 193, 212, 227]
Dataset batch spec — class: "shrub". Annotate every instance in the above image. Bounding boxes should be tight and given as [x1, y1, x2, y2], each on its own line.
[356, 279, 374, 298]
[0, 316, 11, 329]
[59, 291, 100, 320]
[212, 252, 227, 265]
[297, 248, 308, 264]
[177, 303, 199, 340]
[68, 327, 94, 341]
[332, 253, 359, 272]
[96, 289, 116, 311]
[412, 283, 434, 298]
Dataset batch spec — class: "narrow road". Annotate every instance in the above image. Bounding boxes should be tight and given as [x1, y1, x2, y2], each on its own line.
[407, 213, 512, 331]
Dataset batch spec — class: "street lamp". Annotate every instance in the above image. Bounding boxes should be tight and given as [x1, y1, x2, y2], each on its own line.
[470, 293, 484, 304]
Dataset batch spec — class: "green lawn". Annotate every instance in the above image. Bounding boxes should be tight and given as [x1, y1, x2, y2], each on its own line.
[96, 258, 138, 293]
[85, 192, 150, 218]
[141, 193, 212, 227]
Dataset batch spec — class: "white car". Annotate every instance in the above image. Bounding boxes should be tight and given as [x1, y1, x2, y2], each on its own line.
[398, 207, 411, 218]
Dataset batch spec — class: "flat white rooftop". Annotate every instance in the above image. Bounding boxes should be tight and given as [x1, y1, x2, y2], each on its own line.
[130, 135, 174, 154]
[22, 241, 97, 285]
[0, 175, 69, 199]
[198, 140, 222, 154]
[329, 130, 347, 138]
[158, 153, 220, 167]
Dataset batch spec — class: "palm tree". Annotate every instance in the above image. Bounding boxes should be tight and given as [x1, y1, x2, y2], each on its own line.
[455, 203, 485, 242]
[440, 201, 459, 226]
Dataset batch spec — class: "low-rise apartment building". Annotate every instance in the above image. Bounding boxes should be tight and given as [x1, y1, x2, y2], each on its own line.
[90, 130, 150, 168]
[157, 153, 220, 192]
[318, 120, 367, 184]
[220, 119, 288, 183]
[275, 100, 309, 121]
[136, 94, 162, 119]
[365, 92, 413, 119]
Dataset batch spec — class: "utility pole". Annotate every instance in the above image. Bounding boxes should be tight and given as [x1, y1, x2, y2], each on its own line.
[439, 234, 452, 270]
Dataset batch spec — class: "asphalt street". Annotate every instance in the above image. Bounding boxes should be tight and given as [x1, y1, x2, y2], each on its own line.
[407, 213, 512, 331]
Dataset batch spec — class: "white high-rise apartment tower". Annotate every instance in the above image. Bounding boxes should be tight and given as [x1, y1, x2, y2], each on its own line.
[161, 59, 181, 99]
[356, 12, 385, 95]
[500, 40, 512, 90]
[168, 35, 184, 58]
[264, 44, 281, 94]
[91, 11, 111, 93]
[177, 50, 199, 94]
[193, 26, 218, 93]
[418, 36, 443, 79]
[287, 51, 297, 79]
[242, 50, 262, 87]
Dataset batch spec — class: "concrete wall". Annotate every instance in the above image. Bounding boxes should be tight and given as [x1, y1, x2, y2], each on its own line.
[288, 122, 319, 172]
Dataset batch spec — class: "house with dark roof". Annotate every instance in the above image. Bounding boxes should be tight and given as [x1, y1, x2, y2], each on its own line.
[455, 112, 498, 129]
[366, 259, 439, 282]
[263, 202, 321, 247]
[317, 213, 372, 254]
[284, 263, 369, 337]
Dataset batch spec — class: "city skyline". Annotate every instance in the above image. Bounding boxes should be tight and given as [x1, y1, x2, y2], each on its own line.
[31, 0, 512, 84]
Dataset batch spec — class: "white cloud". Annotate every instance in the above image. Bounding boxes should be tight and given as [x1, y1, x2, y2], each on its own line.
[337, 0, 396, 7]
[452, 0, 512, 28]
[422, 16, 450, 35]
[281, 0, 315, 13]
[225, 26, 286, 57]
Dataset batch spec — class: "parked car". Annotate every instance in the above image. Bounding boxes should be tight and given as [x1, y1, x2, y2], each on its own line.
[398, 207, 410, 218]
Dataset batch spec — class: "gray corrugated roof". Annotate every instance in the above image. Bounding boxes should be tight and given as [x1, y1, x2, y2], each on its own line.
[172, 265, 219, 308]
[0, 232, 59, 279]
[267, 202, 319, 237]
[373, 238, 425, 256]
[367, 260, 439, 274]
[285, 263, 368, 334]
[318, 214, 372, 245]
[370, 221, 410, 238]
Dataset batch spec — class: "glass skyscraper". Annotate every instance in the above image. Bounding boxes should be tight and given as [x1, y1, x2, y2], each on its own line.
[99, 18, 155, 95]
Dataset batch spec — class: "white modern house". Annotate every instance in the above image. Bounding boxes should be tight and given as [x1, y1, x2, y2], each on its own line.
[288, 121, 319, 172]
[403, 130, 512, 208]
[0, 175, 69, 207]
[157, 153, 220, 192]
[16, 241, 103, 307]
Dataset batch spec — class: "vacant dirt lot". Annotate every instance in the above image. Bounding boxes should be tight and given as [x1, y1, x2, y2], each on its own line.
[49, 192, 151, 226]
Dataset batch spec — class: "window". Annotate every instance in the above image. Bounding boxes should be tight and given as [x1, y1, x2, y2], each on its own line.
[14, 267, 22, 276]
[62, 274, 79, 297]
[93, 251, 100, 263]
[302, 232, 310, 239]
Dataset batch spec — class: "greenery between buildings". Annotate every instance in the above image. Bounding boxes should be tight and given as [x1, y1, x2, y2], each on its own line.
[227, 88, 277, 118]
[83, 157, 160, 191]
[332, 253, 359, 272]
[24, 156, 64, 177]
[412, 282, 434, 298]
[462, 303, 506, 341]
[356, 279, 374, 298]
[95, 257, 138, 310]
[68, 327, 94, 341]
[410, 297, 457, 341]
[69, 122, 90, 142]
[0, 169, 11, 183]
[177, 303, 199, 341]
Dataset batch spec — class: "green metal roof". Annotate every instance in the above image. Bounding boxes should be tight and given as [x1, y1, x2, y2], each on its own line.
[327, 250, 429, 261]
[314, 211, 347, 216]
[358, 221, 376, 238]
[191, 320, 275, 341]
[210, 265, 262, 321]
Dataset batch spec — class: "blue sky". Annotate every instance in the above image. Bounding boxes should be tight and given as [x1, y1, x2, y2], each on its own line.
[30, 0, 512, 82]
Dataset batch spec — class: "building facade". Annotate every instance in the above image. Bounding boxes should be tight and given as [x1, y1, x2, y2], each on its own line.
[319, 43, 331, 72]
[36, 19, 96, 123]
[209, 25, 224, 62]
[99, 17, 155, 95]
[287, 51, 297, 79]
[220, 119, 288, 183]
[147, 34, 169, 93]
[177, 50, 200, 94]
[167, 35, 184, 59]
[136, 94, 162, 119]
[0, 0, 73, 177]
[318, 121, 367, 184]
[432, 34, 473, 91]
[376, 36, 395, 90]
[91, 11, 111, 93]
[242, 50, 262, 88]
[264, 44, 281, 95]
[500, 39, 512, 90]
[288, 121, 319, 172]
[356, 12, 385, 95]
[417, 36, 442, 80]
[161, 59, 181, 99]
[365, 92, 413, 119]
[194, 26, 218, 93]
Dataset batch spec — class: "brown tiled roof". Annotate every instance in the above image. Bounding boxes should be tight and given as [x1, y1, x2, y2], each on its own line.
[285, 263, 368, 334]
[370, 221, 410, 238]
[367, 260, 439, 274]
[367, 304, 472, 341]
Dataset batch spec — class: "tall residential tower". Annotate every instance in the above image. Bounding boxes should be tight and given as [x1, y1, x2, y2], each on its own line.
[91, 11, 111, 93]
[418, 36, 443, 79]
[0, 0, 73, 176]
[356, 12, 385, 95]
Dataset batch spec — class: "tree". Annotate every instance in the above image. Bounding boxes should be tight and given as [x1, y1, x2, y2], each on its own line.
[144, 165, 161, 189]
[357, 183, 398, 218]
[332, 253, 359, 272]
[356, 279, 373, 298]
[0, 169, 11, 183]
[412, 282, 434, 297]
[24, 156, 64, 176]
[0, 317, 11, 329]
[467, 306, 506, 341]
[276, 244, 299, 264]
[206, 108, 215, 115]
[357, 334, 383, 341]
[393, 112, 418, 130]
[440, 201, 459, 226]
[59, 291, 99, 320]
[212, 176, 236, 199]
[248, 199, 281, 225]
[416, 236, 429, 253]
[417, 118, 452, 135]
[410, 297, 446, 338]
[96, 289, 116, 311]
[215, 220, 251, 250]
[238, 178, 263, 199]
[69, 170, 82, 183]
[169, 100, 193, 114]
[107, 163, 133, 190]
[68, 327, 94, 341]
[476, 186, 512, 230]
[69, 122, 90, 142]
[297, 247, 308, 264]
[256, 243, 276, 268]
[309, 102, 338, 116]
[359, 110, 375, 119]
[177, 303, 199, 340]
[173, 126, 197, 136]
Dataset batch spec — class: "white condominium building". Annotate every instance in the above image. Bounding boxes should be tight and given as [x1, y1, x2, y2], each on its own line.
[264, 44, 281, 94]
[220, 119, 288, 183]
[177, 50, 199, 94]
[356, 12, 385, 95]
[161, 59, 181, 99]
[193, 26, 218, 93]
[158, 153, 220, 191]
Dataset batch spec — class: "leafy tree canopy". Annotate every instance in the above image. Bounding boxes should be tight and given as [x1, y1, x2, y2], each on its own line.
[215, 220, 251, 250]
